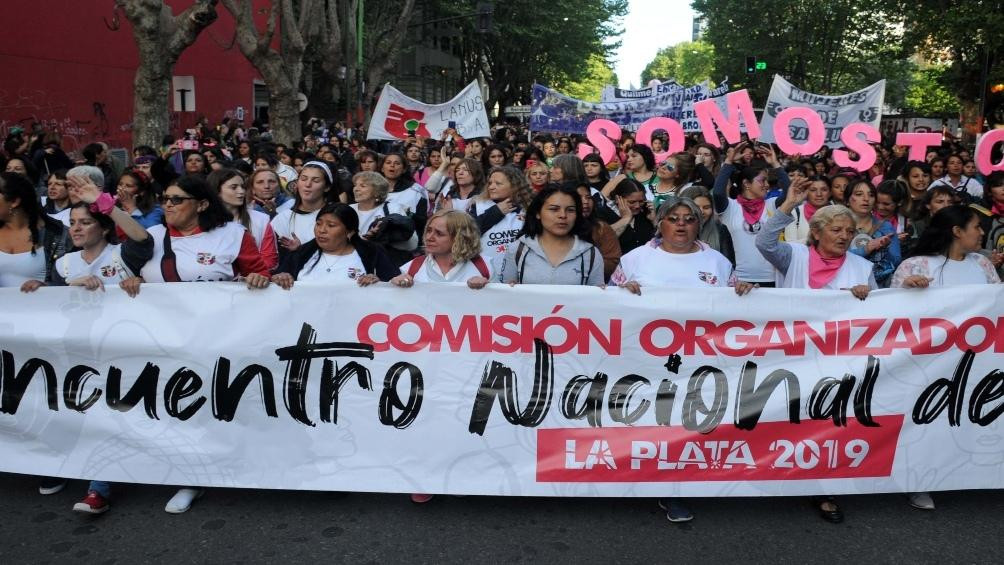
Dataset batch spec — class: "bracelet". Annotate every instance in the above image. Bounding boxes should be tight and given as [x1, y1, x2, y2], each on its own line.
[89, 192, 116, 215]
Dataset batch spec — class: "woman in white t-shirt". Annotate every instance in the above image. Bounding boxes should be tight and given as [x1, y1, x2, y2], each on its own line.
[890, 204, 999, 512]
[389, 209, 490, 504]
[712, 142, 790, 285]
[472, 166, 534, 279]
[611, 197, 755, 295]
[270, 161, 333, 259]
[51, 179, 153, 290]
[393, 209, 492, 288]
[271, 203, 398, 288]
[610, 197, 753, 525]
[351, 171, 418, 265]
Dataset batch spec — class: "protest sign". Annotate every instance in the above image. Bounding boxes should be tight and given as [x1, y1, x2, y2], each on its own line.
[2, 283, 1004, 497]
[759, 75, 885, 149]
[531, 79, 729, 135]
[368, 80, 490, 141]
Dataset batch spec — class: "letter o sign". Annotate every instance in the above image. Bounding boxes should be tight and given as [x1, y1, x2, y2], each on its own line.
[773, 107, 826, 156]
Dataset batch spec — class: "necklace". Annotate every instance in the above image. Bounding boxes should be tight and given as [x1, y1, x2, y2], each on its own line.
[318, 253, 339, 273]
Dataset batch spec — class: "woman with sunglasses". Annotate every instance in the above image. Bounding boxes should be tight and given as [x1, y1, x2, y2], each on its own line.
[651, 152, 695, 210]
[120, 175, 270, 514]
[611, 197, 753, 524]
[712, 142, 789, 286]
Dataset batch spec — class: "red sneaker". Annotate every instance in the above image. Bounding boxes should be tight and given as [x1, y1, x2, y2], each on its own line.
[73, 491, 110, 514]
[410, 493, 434, 504]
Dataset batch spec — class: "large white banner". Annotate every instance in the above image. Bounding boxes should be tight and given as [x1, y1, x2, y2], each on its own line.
[760, 75, 885, 147]
[2, 283, 1003, 497]
[367, 80, 490, 141]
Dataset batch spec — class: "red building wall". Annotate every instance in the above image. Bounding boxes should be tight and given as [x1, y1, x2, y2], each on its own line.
[0, 1, 263, 156]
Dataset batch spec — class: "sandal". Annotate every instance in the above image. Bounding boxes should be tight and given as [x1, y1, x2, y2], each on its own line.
[811, 496, 844, 523]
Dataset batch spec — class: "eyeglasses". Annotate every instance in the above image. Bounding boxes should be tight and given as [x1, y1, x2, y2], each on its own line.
[161, 195, 198, 206]
[659, 162, 675, 171]
[665, 214, 698, 225]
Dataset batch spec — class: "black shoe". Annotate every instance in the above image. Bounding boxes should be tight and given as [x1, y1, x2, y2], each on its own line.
[812, 496, 843, 523]
[39, 477, 67, 495]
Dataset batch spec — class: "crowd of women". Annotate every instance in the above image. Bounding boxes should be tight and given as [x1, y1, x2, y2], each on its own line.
[2, 120, 1003, 524]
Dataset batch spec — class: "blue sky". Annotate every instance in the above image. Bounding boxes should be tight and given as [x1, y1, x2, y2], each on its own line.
[612, 0, 696, 88]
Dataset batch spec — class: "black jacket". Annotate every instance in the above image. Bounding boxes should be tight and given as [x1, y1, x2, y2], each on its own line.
[276, 239, 398, 282]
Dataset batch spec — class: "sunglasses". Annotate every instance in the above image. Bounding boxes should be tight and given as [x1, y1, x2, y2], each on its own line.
[161, 195, 198, 206]
[665, 214, 698, 225]
[659, 162, 675, 171]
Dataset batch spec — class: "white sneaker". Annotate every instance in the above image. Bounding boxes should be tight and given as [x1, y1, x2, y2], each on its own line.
[908, 491, 935, 510]
[165, 488, 204, 514]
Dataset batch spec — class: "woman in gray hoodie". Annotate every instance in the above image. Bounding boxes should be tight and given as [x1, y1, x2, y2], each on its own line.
[500, 184, 604, 286]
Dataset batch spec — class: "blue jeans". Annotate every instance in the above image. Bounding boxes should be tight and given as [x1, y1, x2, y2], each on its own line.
[88, 480, 111, 498]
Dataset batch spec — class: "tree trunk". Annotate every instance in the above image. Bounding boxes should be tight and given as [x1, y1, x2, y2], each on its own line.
[132, 49, 173, 148]
[119, 0, 219, 149]
[268, 89, 302, 145]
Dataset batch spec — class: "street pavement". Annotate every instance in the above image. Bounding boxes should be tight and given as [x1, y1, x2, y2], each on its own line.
[1, 472, 1001, 563]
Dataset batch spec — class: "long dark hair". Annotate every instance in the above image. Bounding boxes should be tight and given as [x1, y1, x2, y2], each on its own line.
[119, 170, 158, 214]
[381, 153, 413, 192]
[909, 205, 978, 258]
[167, 175, 231, 232]
[520, 183, 592, 242]
[207, 168, 250, 230]
[0, 172, 62, 255]
[582, 152, 610, 184]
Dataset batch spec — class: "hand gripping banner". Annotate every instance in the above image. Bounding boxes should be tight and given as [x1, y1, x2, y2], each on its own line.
[1, 283, 1002, 497]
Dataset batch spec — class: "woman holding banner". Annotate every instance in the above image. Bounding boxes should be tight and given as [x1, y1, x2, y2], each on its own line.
[124, 174, 270, 514]
[755, 179, 878, 524]
[712, 142, 789, 286]
[499, 184, 603, 286]
[611, 196, 754, 523]
[892, 204, 1001, 512]
[271, 203, 397, 288]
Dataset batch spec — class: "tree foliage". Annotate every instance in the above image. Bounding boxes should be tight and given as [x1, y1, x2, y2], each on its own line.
[903, 64, 962, 115]
[692, 0, 907, 102]
[640, 41, 715, 85]
[554, 53, 618, 102]
[438, 0, 627, 115]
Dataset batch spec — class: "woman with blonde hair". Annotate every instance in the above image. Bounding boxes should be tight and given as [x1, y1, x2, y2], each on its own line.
[389, 209, 492, 505]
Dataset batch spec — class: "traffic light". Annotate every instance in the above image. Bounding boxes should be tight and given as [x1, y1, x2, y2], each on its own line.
[477, 3, 493, 34]
[745, 56, 756, 74]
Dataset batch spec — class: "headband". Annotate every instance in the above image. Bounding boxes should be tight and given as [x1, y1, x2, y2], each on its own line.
[302, 160, 333, 183]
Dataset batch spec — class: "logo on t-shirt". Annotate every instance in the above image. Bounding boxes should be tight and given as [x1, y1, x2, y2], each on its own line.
[347, 267, 362, 280]
[100, 265, 118, 278]
[698, 271, 719, 285]
[196, 252, 217, 265]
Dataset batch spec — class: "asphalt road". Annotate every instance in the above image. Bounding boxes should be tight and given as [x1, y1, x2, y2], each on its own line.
[1, 472, 1001, 564]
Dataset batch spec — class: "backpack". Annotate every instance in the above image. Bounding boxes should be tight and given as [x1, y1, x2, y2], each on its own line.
[407, 254, 489, 278]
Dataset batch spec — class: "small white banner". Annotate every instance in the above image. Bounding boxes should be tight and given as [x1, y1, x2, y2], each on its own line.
[1, 283, 1003, 497]
[759, 75, 885, 147]
[367, 80, 490, 141]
